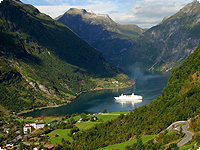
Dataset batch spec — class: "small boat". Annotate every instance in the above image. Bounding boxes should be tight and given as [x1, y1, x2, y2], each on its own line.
[114, 93, 142, 102]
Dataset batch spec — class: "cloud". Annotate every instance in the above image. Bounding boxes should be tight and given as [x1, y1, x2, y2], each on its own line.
[109, 0, 192, 28]
[25, 0, 193, 28]
[35, 3, 117, 19]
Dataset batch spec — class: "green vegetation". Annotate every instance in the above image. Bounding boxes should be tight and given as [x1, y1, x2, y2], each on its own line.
[16, 117, 62, 124]
[0, 0, 132, 113]
[48, 129, 72, 144]
[177, 123, 187, 127]
[72, 47, 200, 149]
[98, 135, 156, 150]
[179, 142, 196, 150]
[76, 122, 101, 131]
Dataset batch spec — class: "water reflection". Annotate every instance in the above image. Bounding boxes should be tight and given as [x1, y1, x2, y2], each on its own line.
[115, 100, 142, 108]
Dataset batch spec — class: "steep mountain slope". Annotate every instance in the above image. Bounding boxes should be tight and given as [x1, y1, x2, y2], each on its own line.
[0, 0, 132, 113]
[120, 0, 200, 72]
[57, 8, 145, 67]
[73, 46, 200, 149]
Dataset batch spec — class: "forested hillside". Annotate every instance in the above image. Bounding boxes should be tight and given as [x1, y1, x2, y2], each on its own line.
[73, 46, 200, 149]
[0, 0, 132, 113]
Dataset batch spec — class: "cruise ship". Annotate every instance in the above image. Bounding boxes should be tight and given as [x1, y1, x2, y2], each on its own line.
[114, 93, 142, 102]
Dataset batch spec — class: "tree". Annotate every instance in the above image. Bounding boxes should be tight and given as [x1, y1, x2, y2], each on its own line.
[69, 118, 76, 124]
[70, 126, 79, 136]
[27, 128, 30, 134]
[19, 142, 25, 150]
[20, 121, 24, 136]
[81, 113, 88, 121]
[180, 126, 183, 134]
[103, 108, 107, 113]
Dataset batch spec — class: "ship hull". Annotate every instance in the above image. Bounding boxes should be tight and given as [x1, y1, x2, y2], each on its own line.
[114, 93, 142, 102]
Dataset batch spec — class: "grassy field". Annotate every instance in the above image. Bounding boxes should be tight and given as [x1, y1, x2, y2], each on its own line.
[17, 111, 129, 145]
[179, 142, 200, 150]
[17, 111, 130, 123]
[17, 116, 62, 124]
[95, 114, 120, 122]
[179, 142, 195, 150]
[98, 135, 156, 150]
[48, 129, 72, 144]
[74, 113, 126, 130]
[76, 122, 102, 130]
[105, 111, 130, 115]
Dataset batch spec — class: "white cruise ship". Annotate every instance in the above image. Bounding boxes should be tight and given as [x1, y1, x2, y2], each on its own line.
[114, 93, 142, 102]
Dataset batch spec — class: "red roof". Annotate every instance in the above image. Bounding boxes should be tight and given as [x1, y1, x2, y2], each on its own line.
[44, 144, 55, 149]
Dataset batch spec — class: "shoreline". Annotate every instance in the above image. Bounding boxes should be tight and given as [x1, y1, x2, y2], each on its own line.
[17, 84, 134, 117]
[17, 102, 71, 116]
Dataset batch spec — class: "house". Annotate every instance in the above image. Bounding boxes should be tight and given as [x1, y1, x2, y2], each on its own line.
[33, 146, 40, 150]
[29, 122, 45, 129]
[23, 124, 32, 134]
[24, 122, 46, 134]
[90, 116, 98, 121]
[77, 118, 83, 123]
[0, 147, 6, 150]
[44, 144, 55, 150]
[6, 142, 13, 149]
[93, 116, 98, 121]
[4, 128, 9, 134]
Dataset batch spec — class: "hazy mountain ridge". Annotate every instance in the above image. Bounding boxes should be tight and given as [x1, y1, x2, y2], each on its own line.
[0, 0, 132, 112]
[120, 0, 200, 72]
[57, 1, 200, 73]
[57, 8, 145, 67]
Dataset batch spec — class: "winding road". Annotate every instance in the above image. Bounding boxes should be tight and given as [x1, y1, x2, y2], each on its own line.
[167, 121, 194, 147]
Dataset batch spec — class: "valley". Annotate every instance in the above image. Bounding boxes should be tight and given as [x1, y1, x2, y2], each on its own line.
[0, 0, 200, 149]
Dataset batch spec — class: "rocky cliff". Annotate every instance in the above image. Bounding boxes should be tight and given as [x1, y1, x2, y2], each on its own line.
[121, 0, 200, 72]
[57, 8, 145, 68]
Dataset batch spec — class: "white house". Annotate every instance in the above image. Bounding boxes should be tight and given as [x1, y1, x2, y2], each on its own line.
[4, 128, 9, 134]
[24, 122, 45, 134]
[6, 143, 13, 149]
[29, 122, 45, 129]
[23, 124, 32, 134]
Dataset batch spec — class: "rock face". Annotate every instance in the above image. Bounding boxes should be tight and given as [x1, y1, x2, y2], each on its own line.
[58, 1, 200, 73]
[120, 0, 200, 72]
[57, 8, 145, 67]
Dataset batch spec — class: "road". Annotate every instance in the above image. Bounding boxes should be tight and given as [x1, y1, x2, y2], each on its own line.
[177, 123, 194, 147]
[167, 121, 194, 147]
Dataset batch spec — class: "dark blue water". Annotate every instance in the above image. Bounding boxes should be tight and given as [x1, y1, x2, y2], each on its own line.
[24, 71, 170, 117]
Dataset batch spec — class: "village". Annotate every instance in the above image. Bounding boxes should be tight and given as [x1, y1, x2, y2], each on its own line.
[0, 111, 123, 150]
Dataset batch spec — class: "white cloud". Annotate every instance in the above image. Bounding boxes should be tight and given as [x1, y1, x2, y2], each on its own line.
[109, 0, 193, 28]
[36, 3, 117, 19]
[32, 0, 194, 28]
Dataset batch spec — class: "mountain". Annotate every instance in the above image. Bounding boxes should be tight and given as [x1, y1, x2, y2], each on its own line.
[57, 1, 200, 73]
[119, 0, 200, 72]
[0, 0, 132, 113]
[57, 8, 145, 67]
[73, 45, 200, 149]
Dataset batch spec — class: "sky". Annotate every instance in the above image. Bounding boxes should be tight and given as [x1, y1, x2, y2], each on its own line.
[1, 0, 197, 28]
